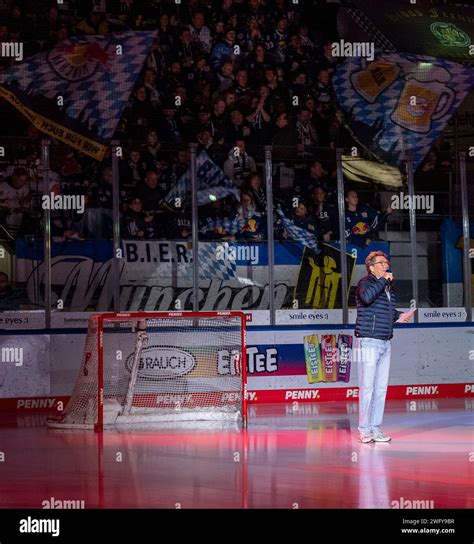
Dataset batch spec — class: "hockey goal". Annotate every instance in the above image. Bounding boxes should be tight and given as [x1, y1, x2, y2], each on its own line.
[47, 312, 247, 430]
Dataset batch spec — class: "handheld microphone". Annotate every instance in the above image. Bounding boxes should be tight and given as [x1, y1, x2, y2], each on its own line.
[386, 268, 394, 284]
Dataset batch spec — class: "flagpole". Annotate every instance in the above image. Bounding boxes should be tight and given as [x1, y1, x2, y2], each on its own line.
[190, 143, 199, 312]
[459, 151, 472, 322]
[41, 140, 51, 329]
[111, 140, 121, 312]
[405, 152, 418, 323]
[265, 146, 275, 326]
[336, 148, 348, 325]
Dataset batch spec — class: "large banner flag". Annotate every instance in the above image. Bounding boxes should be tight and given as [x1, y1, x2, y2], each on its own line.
[333, 52, 474, 169]
[0, 31, 156, 160]
[165, 151, 239, 207]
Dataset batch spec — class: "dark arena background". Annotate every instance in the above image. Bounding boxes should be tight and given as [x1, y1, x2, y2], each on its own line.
[0, 0, 472, 540]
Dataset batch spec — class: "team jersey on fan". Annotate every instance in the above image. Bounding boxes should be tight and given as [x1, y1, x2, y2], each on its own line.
[345, 205, 387, 248]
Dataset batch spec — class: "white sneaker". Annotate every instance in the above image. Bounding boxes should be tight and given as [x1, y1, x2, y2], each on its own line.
[372, 430, 391, 442]
[359, 432, 374, 443]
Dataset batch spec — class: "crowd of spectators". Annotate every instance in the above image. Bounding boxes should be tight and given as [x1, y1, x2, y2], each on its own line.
[0, 0, 448, 251]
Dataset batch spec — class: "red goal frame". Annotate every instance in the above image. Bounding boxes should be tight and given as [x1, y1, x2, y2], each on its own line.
[95, 311, 248, 431]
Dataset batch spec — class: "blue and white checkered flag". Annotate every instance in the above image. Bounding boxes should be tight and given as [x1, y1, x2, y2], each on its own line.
[165, 151, 239, 207]
[199, 216, 245, 236]
[276, 204, 320, 254]
[0, 31, 156, 160]
[199, 242, 236, 281]
[332, 51, 474, 169]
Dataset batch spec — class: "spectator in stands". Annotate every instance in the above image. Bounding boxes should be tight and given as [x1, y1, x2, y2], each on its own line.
[142, 67, 162, 109]
[297, 23, 316, 54]
[37, 5, 67, 44]
[210, 27, 236, 72]
[0, 167, 32, 239]
[211, 97, 229, 137]
[313, 68, 336, 105]
[140, 130, 167, 174]
[286, 34, 312, 73]
[242, 172, 266, 213]
[126, 85, 156, 139]
[216, 60, 235, 95]
[246, 43, 273, 86]
[263, 68, 288, 108]
[192, 105, 213, 137]
[224, 108, 252, 144]
[165, 210, 192, 240]
[147, 37, 166, 78]
[0, 272, 21, 311]
[121, 196, 156, 239]
[274, 199, 318, 242]
[136, 171, 166, 215]
[166, 147, 190, 183]
[289, 70, 311, 104]
[235, 189, 265, 241]
[265, 15, 289, 65]
[189, 11, 212, 54]
[295, 159, 334, 202]
[199, 197, 233, 240]
[119, 148, 149, 188]
[156, 13, 176, 56]
[223, 140, 257, 186]
[296, 107, 318, 156]
[245, 94, 272, 150]
[156, 100, 182, 145]
[272, 112, 299, 161]
[232, 68, 252, 100]
[345, 189, 392, 248]
[75, 8, 108, 36]
[310, 185, 339, 242]
[172, 27, 201, 75]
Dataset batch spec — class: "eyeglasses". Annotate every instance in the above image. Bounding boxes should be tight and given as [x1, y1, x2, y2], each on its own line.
[373, 260, 390, 266]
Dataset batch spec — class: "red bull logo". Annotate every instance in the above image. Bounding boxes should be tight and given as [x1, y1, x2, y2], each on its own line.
[352, 221, 369, 235]
[48, 40, 110, 81]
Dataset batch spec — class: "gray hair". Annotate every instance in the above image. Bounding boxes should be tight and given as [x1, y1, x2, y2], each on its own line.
[365, 251, 388, 273]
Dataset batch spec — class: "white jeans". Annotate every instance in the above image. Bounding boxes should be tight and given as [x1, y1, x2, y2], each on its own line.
[357, 337, 391, 434]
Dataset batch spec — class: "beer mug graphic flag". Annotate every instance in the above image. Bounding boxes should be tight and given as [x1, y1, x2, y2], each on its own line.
[333, 51, 474, 169]
[0, 31, 156, 161]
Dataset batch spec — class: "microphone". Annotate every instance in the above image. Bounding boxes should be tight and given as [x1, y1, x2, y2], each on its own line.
[386, 268, 394, 284]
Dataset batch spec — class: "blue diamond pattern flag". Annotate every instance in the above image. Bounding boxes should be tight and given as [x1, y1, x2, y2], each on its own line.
[198, 242, 236, 281]
[276, 204, 320, 254]
[200, 216, 246, 236]
[165, 151, 240, 207]
[0, 31, 156, 160]
[332, 51, 474, 169]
